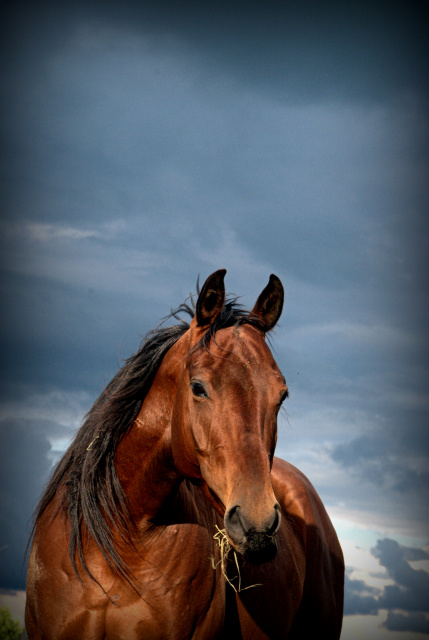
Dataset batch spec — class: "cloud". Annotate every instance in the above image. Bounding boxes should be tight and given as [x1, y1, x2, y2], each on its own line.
[0, 220, 103, 248]
[344, 570, 380, 615]
[0, 389, 91, 590]
[0, 389, 93, 589]
[383, 611, 429, 634]
[343, 538, 429, 634]
[331, 429, 429, 495]
[0, 418, 53, 589]
[289, 322, 425, 354]
[373, 539, 429, 614]
[5, 0, 427, 115]
[25, 223, 101, 242]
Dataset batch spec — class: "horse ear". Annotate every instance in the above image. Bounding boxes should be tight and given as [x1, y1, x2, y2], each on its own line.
[195, 269, 227, 327]
[251, 274, 284, 331]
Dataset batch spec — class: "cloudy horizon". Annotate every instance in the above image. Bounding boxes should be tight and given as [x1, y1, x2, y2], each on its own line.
[1, 0, 428, 637]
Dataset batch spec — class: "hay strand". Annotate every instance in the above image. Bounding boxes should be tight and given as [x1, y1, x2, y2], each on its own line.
[212, 526, 262, 593]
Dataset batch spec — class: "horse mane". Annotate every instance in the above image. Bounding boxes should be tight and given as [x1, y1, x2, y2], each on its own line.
[32, 288, 271, 589]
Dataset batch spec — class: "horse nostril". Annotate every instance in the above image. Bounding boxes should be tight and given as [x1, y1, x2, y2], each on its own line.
[224, 505, 246, 543]
[267, 504, 281, 535]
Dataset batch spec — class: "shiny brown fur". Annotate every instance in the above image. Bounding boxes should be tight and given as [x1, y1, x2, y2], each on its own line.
[26, 270, 344, 639]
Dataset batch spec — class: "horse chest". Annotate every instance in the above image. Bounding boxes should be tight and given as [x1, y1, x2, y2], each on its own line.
[27, 518, 226, 639]
[104, 523, 226, 639]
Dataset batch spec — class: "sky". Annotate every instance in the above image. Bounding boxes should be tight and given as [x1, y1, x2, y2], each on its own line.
[0, 0, 428, 636]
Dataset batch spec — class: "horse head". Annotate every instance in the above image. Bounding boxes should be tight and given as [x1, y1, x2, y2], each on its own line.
[170, 270, 288, 563]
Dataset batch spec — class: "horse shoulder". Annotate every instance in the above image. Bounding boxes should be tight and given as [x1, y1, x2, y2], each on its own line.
[271, 457, 344, 639]
[26, 500, 114, 639]
[271, 456, 343, 555]
[26, 490, 226, 639]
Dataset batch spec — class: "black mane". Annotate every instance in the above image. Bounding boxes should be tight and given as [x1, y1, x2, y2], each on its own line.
[32, 291, 271, 588]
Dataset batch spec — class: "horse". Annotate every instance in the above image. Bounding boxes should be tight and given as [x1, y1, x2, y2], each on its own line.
[25, 269, 344, 639]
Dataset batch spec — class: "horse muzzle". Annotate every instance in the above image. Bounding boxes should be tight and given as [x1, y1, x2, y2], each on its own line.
[224, 503, 281, 564]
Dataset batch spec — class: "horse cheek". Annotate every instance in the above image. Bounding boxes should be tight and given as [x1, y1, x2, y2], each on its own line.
[170, 391, 201, 480]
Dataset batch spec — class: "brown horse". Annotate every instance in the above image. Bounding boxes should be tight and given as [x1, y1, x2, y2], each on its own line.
[25, 270, 344, 639]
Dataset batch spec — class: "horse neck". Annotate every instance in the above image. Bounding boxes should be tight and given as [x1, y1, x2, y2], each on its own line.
[114, 336, 186, 525]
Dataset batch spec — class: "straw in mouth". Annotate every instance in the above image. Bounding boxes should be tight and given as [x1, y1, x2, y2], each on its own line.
[211, 525, 262, 593]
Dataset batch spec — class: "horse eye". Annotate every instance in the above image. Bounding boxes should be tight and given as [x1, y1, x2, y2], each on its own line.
[191, 381, 207, 398]
[278, 390, 289, 406]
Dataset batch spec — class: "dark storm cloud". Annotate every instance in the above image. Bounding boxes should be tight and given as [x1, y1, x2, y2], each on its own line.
[0, 418, 57, 589]
[24, 0, 426, 106]
[331, 414, 429, 494]
[374, 538, 429, 633]
[0, 5, 426, 422]
[1, 0, 428, 292]
[0, 267, 165, 401]
[344, 539, 429, 631]
[384, 611, 429, 634]
[373, 539, 429, 613]
[327, 410, 429, 533]
[344, 570, 380, 615]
